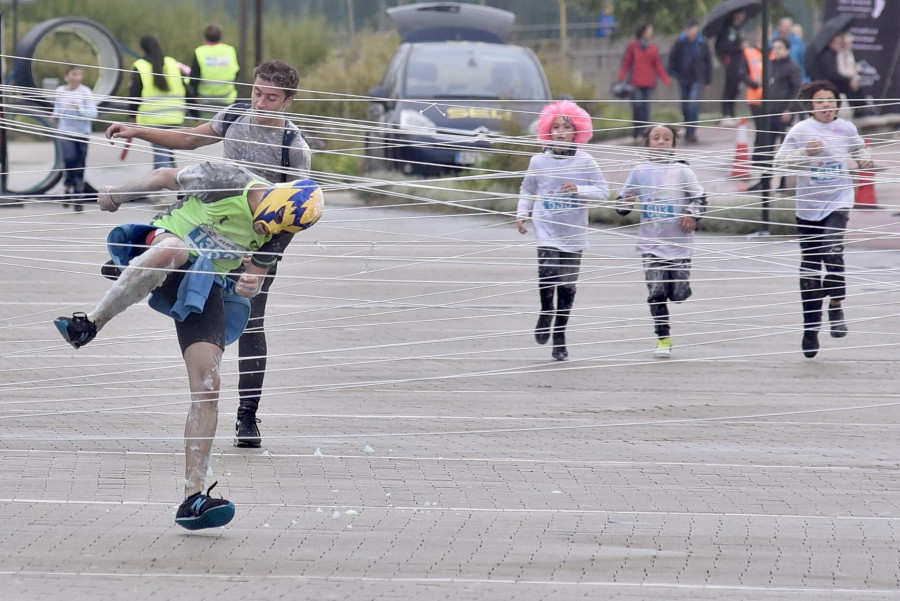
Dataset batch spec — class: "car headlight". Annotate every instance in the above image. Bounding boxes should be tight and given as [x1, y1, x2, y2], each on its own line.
[398, 109, 437, 135]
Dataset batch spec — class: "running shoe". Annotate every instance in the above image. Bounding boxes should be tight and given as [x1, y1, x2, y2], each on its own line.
[53, 312, 97, 349]
[802, 330, 820, 358]
[654, 337, 673, 359]
[175, 481, 235, 530]
[534, 313, 552, 345]
[828, 306, 848, 338]
[234, 414, 262, 448]
[551, 332, 568, 361]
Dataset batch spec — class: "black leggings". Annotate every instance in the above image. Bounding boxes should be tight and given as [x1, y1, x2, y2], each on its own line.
[795, 210, 848, 330]
[537, 247, 582, 342]
[643, 255, 692, 338]
[235, 262, 278, 417]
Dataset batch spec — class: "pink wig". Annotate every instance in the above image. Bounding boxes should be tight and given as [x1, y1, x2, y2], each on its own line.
[537, 101, 593, 145]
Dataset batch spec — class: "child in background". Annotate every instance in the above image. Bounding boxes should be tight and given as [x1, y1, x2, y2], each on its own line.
[616, 125, 707, 358]
[52, 65, 98, 211]
[774, 79, 873, 358]
[517, 101, 609, 361]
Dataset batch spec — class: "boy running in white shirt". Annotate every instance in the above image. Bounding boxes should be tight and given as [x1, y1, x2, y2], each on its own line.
[774, 79, 873, 358]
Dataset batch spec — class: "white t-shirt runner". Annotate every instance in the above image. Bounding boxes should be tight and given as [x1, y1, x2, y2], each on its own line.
[774, 116, 869, 222]
[516, 149, 609, 253]
[620, 160, 705, 260]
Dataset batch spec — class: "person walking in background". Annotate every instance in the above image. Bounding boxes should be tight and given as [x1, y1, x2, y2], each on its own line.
[187, 23, 240, 116]
[616, 125, 707, 359]
[617, 23, 671, 142]
[771, 16, 807, 81]
[764, 36, 802, 193]
[516, 101, 609, 361]
[714, 10, 747, 126]
[774, 80, 873, 358]
[740, 32, 764, 187]
[667, 18, 712, 144]
[129, 35, 188, 169]
[52, 65, 98, 211]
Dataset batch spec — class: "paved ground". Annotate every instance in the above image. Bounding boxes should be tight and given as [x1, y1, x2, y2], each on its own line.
[1, 152, 899, 601]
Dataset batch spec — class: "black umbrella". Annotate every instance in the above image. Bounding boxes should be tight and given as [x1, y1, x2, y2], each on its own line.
[701, 0, 761, 38]
[804, 14, 855, 77]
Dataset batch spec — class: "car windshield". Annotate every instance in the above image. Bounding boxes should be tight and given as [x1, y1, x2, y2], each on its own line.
[404, 44, 545, 101]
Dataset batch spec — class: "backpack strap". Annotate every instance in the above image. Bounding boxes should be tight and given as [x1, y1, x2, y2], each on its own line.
[280, 126, 299, 183]
[220, 102, 251, 137]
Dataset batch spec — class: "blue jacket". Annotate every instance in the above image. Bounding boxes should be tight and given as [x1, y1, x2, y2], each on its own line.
[668, 33, 712, 85]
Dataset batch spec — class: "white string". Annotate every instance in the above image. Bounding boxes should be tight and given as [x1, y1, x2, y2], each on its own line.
[1, 55, 899, 439]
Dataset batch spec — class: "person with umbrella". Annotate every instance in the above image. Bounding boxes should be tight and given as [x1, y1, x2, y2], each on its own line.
[806, 15, 865, 116]
[713, 9, 749, 126]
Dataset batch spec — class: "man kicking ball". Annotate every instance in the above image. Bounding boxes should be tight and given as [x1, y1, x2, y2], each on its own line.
[53, 162, 323, 529]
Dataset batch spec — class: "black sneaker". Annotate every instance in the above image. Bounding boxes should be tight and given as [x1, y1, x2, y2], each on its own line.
[534, 313, 552, 345]
[801, 330, 820, 358]
[101, 259, 123, 281]
[234, 414, 261, 448]
[53, 312, 97, 349]
[175, 481, 235, 530]
[828, 306, 848, 338]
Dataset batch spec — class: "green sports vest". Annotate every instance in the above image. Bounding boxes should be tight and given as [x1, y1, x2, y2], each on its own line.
[134, 56, 186, 126]
[194, 43, 239, 102]
[152, 180, 271, 273]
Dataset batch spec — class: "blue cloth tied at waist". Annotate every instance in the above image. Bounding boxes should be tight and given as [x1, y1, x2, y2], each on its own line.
[106, 223, 250, 345]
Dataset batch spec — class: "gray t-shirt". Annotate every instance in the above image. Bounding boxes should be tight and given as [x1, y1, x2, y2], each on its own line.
[210, 106, 311, 183]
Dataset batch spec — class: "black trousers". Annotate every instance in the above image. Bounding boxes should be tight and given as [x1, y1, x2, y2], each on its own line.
[235, 261, 278, 417]
[643, 254, 692, 338]
[795, 210, 848, 330]
[536, 247, 582, 343]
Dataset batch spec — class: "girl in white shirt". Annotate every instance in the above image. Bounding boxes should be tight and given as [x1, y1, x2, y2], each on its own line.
[517, 101, 609, 361]
[617, 125, 706, 358]
[774, 79, 873, 358]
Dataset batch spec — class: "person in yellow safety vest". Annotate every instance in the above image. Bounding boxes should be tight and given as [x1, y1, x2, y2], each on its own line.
[740, 39, 764, 187]
[188, 24, 240, 115]
[129, 35, 188, 170]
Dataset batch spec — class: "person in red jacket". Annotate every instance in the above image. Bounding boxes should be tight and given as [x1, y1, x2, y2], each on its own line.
[617, 23, 672, 141]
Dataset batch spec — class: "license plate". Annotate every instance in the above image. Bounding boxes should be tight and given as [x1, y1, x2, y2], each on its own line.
[455, 151, 479, 165]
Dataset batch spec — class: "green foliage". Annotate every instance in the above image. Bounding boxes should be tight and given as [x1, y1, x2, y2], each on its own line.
[293, 30, 399, 122]
[260, 16, 333, 77]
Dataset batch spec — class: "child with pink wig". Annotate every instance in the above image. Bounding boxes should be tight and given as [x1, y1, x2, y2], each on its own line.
[517, 101, 609, 361]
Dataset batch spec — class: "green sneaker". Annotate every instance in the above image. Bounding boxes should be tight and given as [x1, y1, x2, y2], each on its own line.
[653, 337, 673, 359]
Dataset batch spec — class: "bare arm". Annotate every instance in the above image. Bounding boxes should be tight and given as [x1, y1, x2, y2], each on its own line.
[97, 167, 181, 212]
[105, 121, 221, 150]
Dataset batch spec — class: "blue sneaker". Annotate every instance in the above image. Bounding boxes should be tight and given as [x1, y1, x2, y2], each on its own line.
[175, 481, 235, 531]
[53, 312, 97, 349]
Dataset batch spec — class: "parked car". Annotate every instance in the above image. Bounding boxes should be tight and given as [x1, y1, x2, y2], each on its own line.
[365, 2, 552, 175]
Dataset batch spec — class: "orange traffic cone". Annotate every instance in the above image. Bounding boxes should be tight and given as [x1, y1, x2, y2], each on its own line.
[855, 139, 878, 208]
[731, 118, 751, 179]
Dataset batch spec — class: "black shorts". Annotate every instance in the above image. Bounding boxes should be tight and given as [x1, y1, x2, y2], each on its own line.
[153, 262, 226, 354]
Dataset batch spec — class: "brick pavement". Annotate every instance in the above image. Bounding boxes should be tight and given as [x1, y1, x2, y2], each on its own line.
[1, 193, 899, 600]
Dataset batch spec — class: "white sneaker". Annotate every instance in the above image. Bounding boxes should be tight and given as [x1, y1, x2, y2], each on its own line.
[720, 118, 739, 128]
